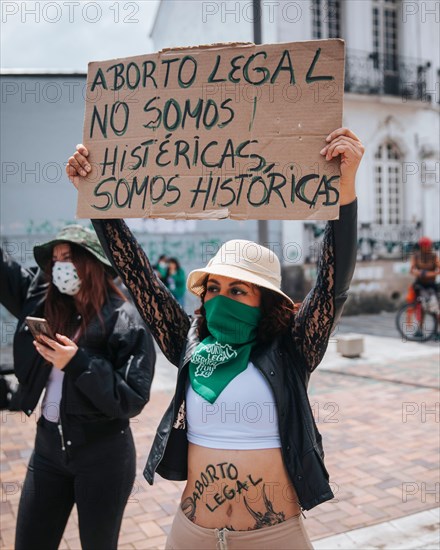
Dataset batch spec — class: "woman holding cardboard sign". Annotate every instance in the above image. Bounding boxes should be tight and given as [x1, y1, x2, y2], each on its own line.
[67, 127, 363, 549]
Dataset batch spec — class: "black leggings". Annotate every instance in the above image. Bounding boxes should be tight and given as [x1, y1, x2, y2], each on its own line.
[15, 416, 136, 550]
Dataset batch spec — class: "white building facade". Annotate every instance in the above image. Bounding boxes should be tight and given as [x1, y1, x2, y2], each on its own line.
[151, 0, 439, 247]
[150, 0, 439, 308]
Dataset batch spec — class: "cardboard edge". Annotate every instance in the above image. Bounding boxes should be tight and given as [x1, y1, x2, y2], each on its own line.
[145, 208, 232, 220]
[159, 42, 255, 54]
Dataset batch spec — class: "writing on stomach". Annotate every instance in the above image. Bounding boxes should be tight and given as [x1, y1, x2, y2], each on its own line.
[180, 444, 301, 530]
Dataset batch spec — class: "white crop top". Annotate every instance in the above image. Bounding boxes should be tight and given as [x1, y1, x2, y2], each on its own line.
[42, 366, 64, 422]
[186, 361, 281, 450]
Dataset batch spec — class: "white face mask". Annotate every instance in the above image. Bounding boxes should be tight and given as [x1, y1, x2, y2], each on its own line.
[52, 261, 81, 296]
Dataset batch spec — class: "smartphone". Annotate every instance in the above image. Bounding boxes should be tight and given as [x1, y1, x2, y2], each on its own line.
[25, 317, 56, 342]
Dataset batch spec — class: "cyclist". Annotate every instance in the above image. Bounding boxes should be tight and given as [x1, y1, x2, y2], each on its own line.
[410, 236, 440, 318]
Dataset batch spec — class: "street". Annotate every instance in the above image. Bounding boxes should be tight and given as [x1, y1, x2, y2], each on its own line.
[1, 313, 439, 549]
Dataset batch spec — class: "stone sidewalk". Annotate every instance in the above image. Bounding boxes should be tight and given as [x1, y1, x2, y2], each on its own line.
[313, 508, 440, 549]
[1, 332, 439, 549]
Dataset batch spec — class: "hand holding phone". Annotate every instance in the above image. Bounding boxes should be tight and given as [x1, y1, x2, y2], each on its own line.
[25, 317, 56, 344]
[26, 317, 78, 369]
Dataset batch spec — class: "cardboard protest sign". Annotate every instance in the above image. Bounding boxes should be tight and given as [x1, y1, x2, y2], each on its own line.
[77, 39, 345, 220]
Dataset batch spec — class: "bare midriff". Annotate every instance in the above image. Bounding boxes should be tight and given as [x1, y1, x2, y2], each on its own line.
[180, 443, 301, 530]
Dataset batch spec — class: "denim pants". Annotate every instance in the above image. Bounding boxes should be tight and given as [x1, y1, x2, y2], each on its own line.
[15, 416, 136, 550]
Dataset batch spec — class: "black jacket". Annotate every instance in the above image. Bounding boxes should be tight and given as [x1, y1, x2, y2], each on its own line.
[92, 198, 358, 511]
[0, 247, 156, 447]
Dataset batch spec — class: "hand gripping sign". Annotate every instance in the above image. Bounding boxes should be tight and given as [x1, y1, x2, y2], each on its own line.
[76, 39, 345, 221]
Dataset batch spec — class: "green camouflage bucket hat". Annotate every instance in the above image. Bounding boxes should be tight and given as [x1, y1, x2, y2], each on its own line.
[33, 224, 116, 277]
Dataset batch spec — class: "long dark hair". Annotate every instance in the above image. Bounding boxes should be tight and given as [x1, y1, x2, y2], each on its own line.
[196, 277, 299, 344]
[44, 244, 126, 339]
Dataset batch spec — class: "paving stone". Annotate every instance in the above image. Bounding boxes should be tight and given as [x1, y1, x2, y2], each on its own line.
[118, 530, 148, 545]
[134, 534, 168, 549]
[139, 520, 165, 538]
[342, 513, 375, 528]
[346, 521, 405, 547]
[313, 532, 355, 549]
[0, 528, 14, 549]
[0, 332, 438, 548]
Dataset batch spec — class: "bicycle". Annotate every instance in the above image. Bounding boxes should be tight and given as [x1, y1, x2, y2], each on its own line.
[396, 286, 440, 342]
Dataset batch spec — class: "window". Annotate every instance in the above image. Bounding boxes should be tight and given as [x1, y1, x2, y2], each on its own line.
[372, 0, 398, 72]
[374, 141, 403, 225]
[312, 0, 342, 39]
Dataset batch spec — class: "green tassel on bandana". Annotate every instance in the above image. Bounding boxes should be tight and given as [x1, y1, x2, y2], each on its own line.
[189, 295, 262, 403]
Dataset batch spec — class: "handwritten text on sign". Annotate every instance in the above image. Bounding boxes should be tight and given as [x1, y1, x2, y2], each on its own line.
[77, 39, 345, 220]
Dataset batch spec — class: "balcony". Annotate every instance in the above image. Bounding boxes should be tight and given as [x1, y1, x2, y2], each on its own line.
[303, 220, 424, 263]
[344, 49, 432, 102]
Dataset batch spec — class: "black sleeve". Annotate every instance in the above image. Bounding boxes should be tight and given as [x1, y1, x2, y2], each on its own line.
[0, 246, 35, 318]
[291, 198, 358, 372]
[62, 303, 156, 419]
[91, 219, 190, 367]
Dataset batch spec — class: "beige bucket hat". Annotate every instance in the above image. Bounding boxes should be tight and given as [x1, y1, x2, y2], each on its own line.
[187, 239, 295, 306]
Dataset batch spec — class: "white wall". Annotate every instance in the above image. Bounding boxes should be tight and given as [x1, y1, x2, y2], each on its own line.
[343, 0, 373, 52]
[0, 75, 84, 234]
[276, 0, 313, 43]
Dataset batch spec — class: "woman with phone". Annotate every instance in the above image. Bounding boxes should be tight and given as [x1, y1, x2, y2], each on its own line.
[66, 127, 363, 549]
[0, 225, 156, 550]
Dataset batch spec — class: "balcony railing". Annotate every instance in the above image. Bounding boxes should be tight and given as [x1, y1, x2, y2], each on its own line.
[357, 221, 423, 261]
[303, 220, 424, 262]
[344, 49, 432, 102]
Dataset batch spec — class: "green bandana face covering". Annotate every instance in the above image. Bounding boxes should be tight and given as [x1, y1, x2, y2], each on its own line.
[189, 295, 262, 403]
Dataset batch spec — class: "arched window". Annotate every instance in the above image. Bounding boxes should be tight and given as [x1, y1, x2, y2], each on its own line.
[374, 141, 403, 225]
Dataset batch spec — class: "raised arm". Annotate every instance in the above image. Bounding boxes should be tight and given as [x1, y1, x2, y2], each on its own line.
[92, 219, 190, 366]
[290, 126, 364, 372]
[66, 144, 190, 365]
[291, 198, 358, 372]
[0, 246, 35, 318]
